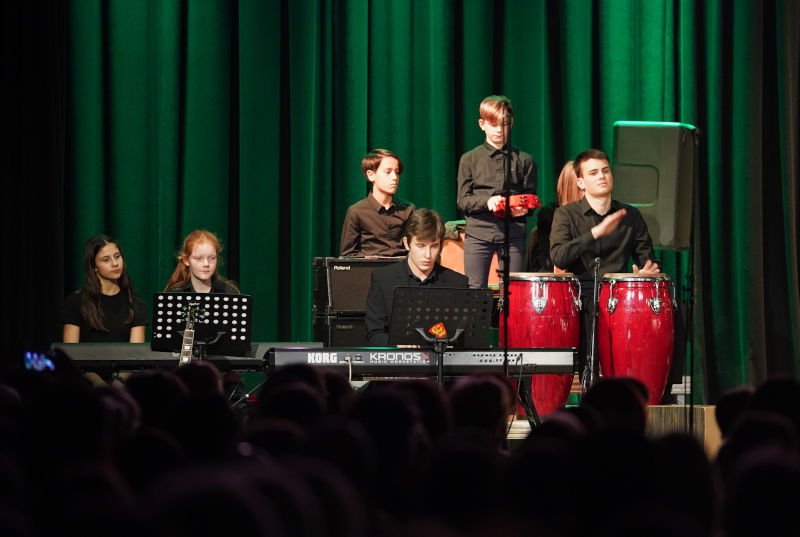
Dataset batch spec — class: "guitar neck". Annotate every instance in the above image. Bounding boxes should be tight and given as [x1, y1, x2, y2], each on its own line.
[180, 329, 195, 364]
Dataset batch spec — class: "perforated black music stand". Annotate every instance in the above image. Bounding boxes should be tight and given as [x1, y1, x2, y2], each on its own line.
[388, 287, 493, 383]
[151, 293, 253, 358]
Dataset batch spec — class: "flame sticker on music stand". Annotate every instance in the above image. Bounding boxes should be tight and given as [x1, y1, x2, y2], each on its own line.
[428, 322, 448, 339]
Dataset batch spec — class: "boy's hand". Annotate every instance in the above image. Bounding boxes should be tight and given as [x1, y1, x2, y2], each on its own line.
[591, 208, 627, 239]
[632, 260, 660, 275]
[487, 195, 503, 211]
[510, 206, 528, 217]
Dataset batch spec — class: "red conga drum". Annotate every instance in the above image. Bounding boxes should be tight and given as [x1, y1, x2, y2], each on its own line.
[597, 273, 675, 404]
[500, 273, 581, 415]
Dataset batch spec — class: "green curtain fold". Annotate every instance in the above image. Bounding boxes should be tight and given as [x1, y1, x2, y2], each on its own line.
[64, 0, 800, 401]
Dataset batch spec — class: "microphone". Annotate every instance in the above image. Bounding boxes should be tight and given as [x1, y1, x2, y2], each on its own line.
[593, 257, 601, 268]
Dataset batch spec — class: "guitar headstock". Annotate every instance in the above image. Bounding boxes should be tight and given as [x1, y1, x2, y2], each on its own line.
[183, 302, 201, 330]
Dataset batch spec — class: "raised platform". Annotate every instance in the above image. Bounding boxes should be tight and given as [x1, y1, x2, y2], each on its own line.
[507, 404, 721, 457]
[646, 404, 720, 456]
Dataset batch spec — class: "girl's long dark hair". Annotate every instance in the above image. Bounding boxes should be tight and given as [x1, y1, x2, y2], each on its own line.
[80, 234, 136, 332]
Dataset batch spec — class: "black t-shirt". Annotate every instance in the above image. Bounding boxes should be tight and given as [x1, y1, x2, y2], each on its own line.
[62, 290, 149, 342]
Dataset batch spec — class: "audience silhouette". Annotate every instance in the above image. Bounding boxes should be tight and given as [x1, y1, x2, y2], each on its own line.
[0, 354, 796, 537]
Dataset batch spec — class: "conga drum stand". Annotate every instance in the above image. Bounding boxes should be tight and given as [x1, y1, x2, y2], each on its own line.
[515, 371, 541, 427]
[581, 258, 601, 395]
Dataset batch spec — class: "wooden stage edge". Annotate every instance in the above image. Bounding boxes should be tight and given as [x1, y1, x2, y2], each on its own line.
[507, 404, 721, 457]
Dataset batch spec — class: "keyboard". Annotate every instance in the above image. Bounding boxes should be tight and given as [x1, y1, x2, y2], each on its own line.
[50, 342, 320, 371]
[267, 347, 576, 377]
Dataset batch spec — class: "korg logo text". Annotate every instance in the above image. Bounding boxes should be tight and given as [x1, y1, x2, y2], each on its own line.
[307, 352, 338, 364]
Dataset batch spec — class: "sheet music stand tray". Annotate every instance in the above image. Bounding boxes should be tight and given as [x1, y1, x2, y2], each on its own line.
[151, 292, 253, 358]
[388, 287, 493, 383]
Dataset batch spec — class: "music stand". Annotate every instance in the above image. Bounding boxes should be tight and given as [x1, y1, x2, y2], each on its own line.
[388, 287, 493, 383]
[151, 292, 253, 359]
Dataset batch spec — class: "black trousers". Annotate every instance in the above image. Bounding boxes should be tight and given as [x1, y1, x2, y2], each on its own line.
[463, 234, 525, 289]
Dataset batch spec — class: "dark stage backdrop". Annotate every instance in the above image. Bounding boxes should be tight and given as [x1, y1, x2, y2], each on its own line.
[3, 0, 799, 402]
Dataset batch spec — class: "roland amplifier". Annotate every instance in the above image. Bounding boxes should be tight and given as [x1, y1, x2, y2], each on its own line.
[312, 257, 402, 316]
[313, 316, 368, 347]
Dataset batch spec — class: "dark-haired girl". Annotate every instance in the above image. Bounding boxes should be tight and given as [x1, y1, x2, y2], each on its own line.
[62, 234, 148, 342]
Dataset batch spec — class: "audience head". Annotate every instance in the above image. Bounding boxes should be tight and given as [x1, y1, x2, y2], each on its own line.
[243, 417, 306, 460]
[173, 361, 224, 397]
[747, 375, 800, 435]
[256, 381, 327, 428]
[262, 363, 325, 399]
[124, 369, 188, 430]
[165, 393, 240, 461]
[448, 374, 513, 446]
[145, 464, 285, 537]
[652, 432, 718, 533]
[715, 409, 799, 489]
[395, 378, 452, 443]
[321, 371, 355, 415]
[715, 385, 754, 439]
[348, 384, 427, 516]
[723, 446, 800, 537]
[580, 377, 647, 434]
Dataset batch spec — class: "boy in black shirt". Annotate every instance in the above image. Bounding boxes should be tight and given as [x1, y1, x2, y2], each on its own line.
[340, 149, 414, 257]
[457, 96, 538, 288]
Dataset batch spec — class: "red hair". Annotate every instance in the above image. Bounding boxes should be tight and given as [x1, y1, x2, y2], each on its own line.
[164, 230, 223, 290]
[556, 160, 584, 206]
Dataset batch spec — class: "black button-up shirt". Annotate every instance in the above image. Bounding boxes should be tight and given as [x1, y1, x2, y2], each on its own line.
[365, 258, 469, 345]
[456, 142, 537, 242]
[340, 195, 414, 257]
[549, 197, 655, 290]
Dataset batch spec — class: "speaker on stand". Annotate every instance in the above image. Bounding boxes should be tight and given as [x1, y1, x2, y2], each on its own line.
[612, 121, 699, 412]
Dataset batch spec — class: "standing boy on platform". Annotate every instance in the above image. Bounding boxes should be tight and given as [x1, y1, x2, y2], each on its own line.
[340, 149, 415, 257]
[456, 95, 538, 288]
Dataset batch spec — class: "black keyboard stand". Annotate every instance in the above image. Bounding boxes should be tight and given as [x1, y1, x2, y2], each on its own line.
[516, 373, 541, 427]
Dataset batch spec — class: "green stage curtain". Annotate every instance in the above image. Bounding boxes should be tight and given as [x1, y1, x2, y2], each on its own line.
[61, 0, 799, 402]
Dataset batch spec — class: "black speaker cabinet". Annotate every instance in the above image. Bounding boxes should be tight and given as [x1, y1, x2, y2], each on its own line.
[313, 257, 402, 316]
[313, 316, 368, 347]
[612, 121, 698, 250]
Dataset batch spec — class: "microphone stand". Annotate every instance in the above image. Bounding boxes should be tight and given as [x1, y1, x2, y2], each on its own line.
[501, 110, 512, 380]
[687, 127, 701, 434]
[582, 257, 601, 395]
[498, 105, 539, 426]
